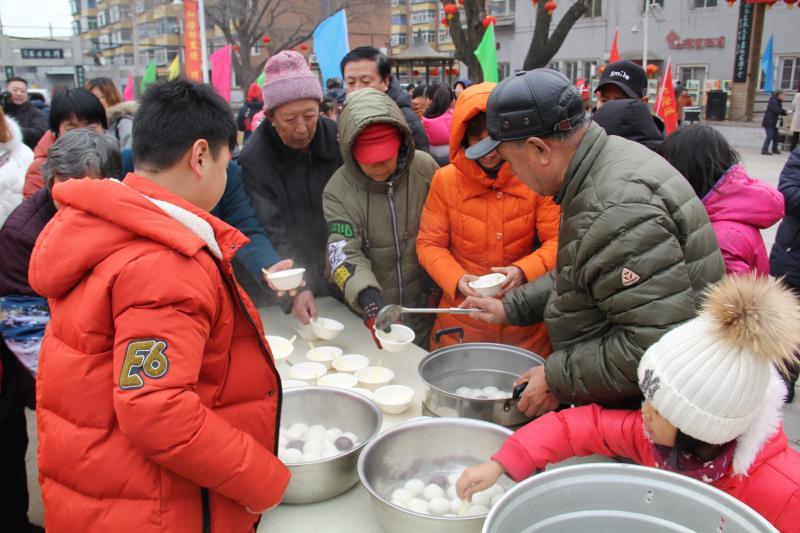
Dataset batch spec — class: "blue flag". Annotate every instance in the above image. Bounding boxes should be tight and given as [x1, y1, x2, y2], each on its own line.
[760, 35, 774, 93]
[313, 10, 349, 86]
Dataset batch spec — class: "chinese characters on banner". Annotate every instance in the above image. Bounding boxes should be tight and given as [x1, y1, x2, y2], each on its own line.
[655, 61, 678, 134]
[183, 0, 202, 81]
[733, 1, 754, 82]
[665, 32, 725, 50]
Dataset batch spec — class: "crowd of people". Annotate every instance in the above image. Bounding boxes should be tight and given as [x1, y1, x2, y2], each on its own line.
[0, 49, 799, 532]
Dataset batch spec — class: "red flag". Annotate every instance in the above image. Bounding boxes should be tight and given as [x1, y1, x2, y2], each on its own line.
[609, 30, 620, 63]
[123, 69, 134, 101]
[655, 60, 678, 134]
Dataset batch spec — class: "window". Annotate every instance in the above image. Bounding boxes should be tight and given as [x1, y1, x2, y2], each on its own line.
[692, 0, 717, 7]
[392, 14, 407, 25]
[582, 60, 598, 80]
[411, 0, 432, 4]
[113, 54, 134, 66]
[489, 0, 515, 16]
[411, 10, 436, 24]
[70, 0, 80, 15]
[250, 45, 262, 56]
[109, 5, 130, 23]
[98, 10, 107, 27]
[438, 29, 451, 43]
[155, 48, 169, 66]
[499, 62, 511, 80]
[548, 61, 559, 71]
[390, 0, 402, 5]
[678, 65, 708, 96]
[420, 30, 436, 43]
[391, 33, 408, 46]
[642, 0, 664, 11]
[583, 0, 601, 18]
[779, 57, 800, 91]
[562, 61, 578, 82]
[111, 28, 132, 45]
[72, 20, 81, 34]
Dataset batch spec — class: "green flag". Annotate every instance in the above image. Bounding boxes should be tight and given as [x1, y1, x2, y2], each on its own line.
[256, 72, 265, 86]
[140, 61, 157, 94]
[474, 24, 498, 83]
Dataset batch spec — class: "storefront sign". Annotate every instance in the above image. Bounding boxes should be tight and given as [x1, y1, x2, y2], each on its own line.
[733, 1, 754, 82]
[75, 65, 85, 87]
[666, 31, 724, 50]
[21, 48, 64, 59]
[183, 0, 203, 81]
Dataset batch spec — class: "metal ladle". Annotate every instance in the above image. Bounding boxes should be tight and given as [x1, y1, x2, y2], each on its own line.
[375, 304, 478, 332]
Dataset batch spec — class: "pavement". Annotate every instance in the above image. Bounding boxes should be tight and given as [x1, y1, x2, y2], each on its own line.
[20, 146, 800, 528]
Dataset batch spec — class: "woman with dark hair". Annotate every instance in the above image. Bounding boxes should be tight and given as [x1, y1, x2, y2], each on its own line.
[658, 124, 783, 275]
[22, 88, 107, 198]
[421, 85, 455, 165]
[86, 77, 136, 151]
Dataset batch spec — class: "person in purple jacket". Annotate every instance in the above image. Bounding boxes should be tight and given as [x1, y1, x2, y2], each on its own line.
[659, 124, 784, 276]
[0, 128, 120, 533]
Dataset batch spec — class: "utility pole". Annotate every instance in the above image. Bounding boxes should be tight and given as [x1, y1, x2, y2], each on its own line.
[642, 1, 649, 67]
[132, 6, 140, 98]
[198, 0, 209, 83]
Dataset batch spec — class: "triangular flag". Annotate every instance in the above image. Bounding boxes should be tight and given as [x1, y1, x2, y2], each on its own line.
[210, 45, 233, 102]
[256, 71, 265, 86]
[760, 35, 774, 93]
[168, 55, 181, 81]
[609, 30, 620, 63]
[655, 59, 678, 135]
[140, 61, 157, 94]
[123, 68, 134, 101]
[313, 9, 350, 84]
[474, 23, 498, 83]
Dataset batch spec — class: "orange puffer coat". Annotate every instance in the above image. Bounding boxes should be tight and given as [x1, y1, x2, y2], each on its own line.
[417, 83, 560, 354]
[29, 174, 289, 533]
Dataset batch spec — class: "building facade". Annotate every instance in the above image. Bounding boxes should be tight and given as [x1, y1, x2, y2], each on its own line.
[0, 35, 87, 92]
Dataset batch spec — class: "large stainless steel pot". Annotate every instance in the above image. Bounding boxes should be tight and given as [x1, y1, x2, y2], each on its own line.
[358, 417, 513, 533]
[281, 386, 382, 504]
[418, 329, 545, 427]
[483, 463, 777, 533]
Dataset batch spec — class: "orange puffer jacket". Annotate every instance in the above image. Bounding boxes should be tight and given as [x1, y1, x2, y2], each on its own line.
[417, 83, 560, 355]
[29, 174, 289, 533]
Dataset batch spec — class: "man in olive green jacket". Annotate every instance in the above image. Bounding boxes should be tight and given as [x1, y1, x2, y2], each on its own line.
[323, 88, 439, 346]
[464, 69, 724, 415]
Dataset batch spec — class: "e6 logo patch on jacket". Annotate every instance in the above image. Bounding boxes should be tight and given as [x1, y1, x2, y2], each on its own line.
[119, 339, 170, 390]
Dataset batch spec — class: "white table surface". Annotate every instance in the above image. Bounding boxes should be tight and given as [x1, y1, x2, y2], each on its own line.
[256, 297, 430, 533]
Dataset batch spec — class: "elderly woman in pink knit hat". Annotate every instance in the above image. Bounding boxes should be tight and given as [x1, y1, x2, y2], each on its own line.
[239, 50, 343, 323]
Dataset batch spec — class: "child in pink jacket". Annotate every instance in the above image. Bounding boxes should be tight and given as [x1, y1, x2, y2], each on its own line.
[659, 125, 784, 275]
[457, 275, 800, 532]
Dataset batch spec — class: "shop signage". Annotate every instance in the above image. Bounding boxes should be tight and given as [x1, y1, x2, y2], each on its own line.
[733, 1, 754, 82]
[183, 0, 203, 81]
[666, 31, 724, 50]
[21, 48, 64, 59]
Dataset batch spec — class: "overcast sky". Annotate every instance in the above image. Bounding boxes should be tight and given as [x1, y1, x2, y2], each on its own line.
[0, 0, 73, 38]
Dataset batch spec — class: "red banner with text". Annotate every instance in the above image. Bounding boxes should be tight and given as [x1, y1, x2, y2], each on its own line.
[183, 0, 202, 81]
[655, 61, 678, 134]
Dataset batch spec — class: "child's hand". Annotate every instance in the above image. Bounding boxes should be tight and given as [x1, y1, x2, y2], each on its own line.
[456, 460, 505, 502]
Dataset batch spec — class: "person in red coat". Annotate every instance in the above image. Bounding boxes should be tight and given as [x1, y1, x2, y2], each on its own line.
[458, 275, 800, 532]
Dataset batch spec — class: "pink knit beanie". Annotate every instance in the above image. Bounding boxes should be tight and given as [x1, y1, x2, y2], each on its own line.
[262, 50, 323, 112]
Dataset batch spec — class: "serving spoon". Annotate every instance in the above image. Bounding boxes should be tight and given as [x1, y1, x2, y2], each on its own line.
[375, 304, 478, 332]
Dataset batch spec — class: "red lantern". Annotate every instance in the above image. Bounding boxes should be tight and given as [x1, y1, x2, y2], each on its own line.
[786, 0, 797, 8]
[300, 44, 308, 51]
[444, 3, 458, 19]
[441, 16, 449, 26]
[412, 70, 420, 77]
[482, 15, 497, 28]
[726, 0, 735, 6]
[766, 0, 777, 7]
[262, 36, 271, 44]
[233, 44, 240, 52]
[457, 0, 464, 4]
[646, 63, 659, 76]
[431, 68, 439, 76]
[545, 0, 557, 15]
[531, 0, 538, 4]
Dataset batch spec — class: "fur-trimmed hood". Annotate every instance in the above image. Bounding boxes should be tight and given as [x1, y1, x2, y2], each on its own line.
[107, 101, 138, 123]
[0, 115, 27, 153]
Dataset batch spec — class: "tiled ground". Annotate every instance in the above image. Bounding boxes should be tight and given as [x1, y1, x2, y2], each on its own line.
[21, 147, 800, 527]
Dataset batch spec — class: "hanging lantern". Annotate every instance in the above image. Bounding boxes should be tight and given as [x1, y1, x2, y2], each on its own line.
[457, 0, 464, 4]
[412, 70, 420, 77]
[785, 0, 796, 8]
[545, 0, 558, 15]
[482, 15, 497, 28]
[441, 16, 449, 27]
[444, 3, 458, 19]
[766, 0, 777, 7]
[262, 36, 271, 44]
[233, 44, 240, 52]
[300, 44, 308, 51]
[531, 0, 538, 5]
[646, 63, 659, 76]
[431, 68, 439, 76]
[726, 0, 735, 6]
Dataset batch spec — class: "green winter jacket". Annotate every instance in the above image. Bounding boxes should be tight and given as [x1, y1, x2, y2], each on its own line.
[323, 88, 438, 324]
[503, 122, 724, 407]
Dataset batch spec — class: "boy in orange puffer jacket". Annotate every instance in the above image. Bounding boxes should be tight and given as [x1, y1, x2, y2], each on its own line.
[30, 80, 290, 533]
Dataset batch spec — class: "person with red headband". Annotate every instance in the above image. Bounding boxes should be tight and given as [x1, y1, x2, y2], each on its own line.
[323, 88, 439, 347]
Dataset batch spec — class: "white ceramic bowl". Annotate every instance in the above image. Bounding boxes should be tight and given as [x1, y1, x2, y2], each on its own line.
[288, 362, 327, 384]
[351, 387, 376, 401]
[373, 384, 415, 415]
[332, 354, 371, 374]
[262, 267, 306, 291]
[374, 324, 415, 353]
[310, 317, 345, 340]
[265, 335, 294, 361]
[282, 379, 308, 388]
[356, 366, 395, 391]
[294, 321, 318, 341]
[317, 372, 359, 389]
[306, 346, 344, 369]
[469, 273, 507, 297]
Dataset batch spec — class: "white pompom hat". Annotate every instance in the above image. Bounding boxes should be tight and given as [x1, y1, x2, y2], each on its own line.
[638, 275, 800, 446]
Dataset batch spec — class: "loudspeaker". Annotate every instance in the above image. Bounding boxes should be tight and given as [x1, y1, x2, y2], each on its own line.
[706, 90, 728, 121]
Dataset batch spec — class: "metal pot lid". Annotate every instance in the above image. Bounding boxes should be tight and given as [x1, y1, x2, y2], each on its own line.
[483, 463, 776, 533]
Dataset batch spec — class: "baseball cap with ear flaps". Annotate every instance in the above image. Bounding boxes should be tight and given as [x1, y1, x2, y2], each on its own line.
[465, 69, 586, 160]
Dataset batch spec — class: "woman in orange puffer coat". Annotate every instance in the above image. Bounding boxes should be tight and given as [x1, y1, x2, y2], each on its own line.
[416, 83, 560, 355]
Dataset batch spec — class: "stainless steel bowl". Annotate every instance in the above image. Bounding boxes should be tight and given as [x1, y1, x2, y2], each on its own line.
[483, 463, 777, 533]
[358, 417, 513, 533]
[418, 342, 545, 427]
[281, 386, 382, 504]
